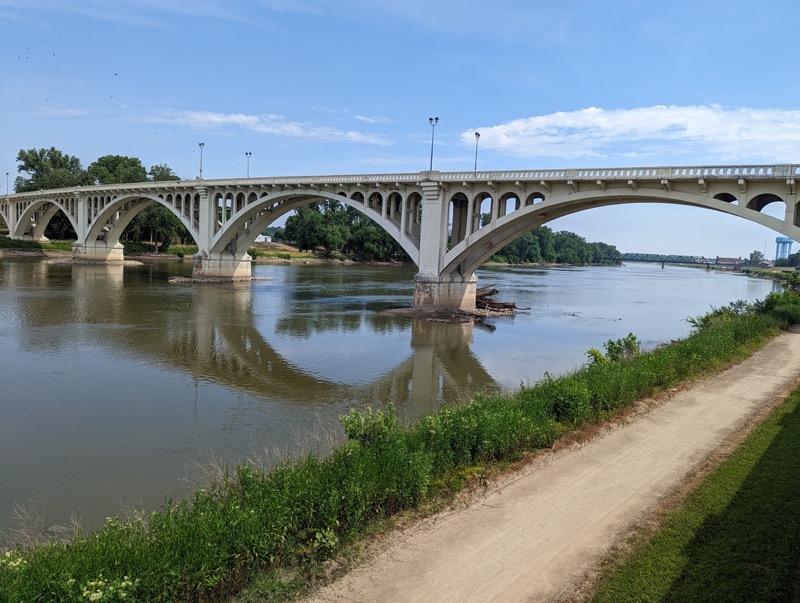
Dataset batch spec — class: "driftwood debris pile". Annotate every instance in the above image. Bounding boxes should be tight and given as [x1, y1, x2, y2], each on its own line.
[475, 284, 519, 315]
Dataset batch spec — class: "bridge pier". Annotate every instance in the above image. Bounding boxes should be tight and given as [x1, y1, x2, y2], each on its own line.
[192, 251, 253, 280]
[413, 274, 478, 312]
[72, 242, 125, 262]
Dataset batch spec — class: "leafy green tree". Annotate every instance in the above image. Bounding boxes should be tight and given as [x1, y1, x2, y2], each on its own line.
[14, 147, 86, 193]
[534, 226, 557, 263]
[589, 241, 622, 264]
[148, 164, 180, 182]
[87, 155, 147, 184]
[747, 250, 766, 266]
[553, 231, 592, 264]
[14, 147, 86, 238]
[284, 206, 325, 252]
[776, 251, 800, 268]
[501, 232, 542, 263]
[280, 202, 407, 261]
[490, 225, 619, 265]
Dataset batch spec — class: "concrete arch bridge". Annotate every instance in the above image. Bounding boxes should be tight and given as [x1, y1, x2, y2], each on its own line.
[1, 163, 798, 310]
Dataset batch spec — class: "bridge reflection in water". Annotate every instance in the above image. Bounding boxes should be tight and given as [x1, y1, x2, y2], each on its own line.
[8, 260, 497, 420]
[1, 257, 783, 532]
[3, 259, 501, 530]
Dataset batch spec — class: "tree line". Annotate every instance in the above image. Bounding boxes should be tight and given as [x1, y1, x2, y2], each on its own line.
[275, 201, 621, 265]
[9, 146, 621, 264]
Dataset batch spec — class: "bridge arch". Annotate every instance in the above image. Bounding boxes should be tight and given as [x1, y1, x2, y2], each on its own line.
[205, 188, 421, 266]
[86, 193, 199, 248]
[11, 196, 79, 240]
[442, 189, 797, 278]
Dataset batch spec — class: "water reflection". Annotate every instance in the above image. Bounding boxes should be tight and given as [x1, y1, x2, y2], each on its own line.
[4, 259, 497, 419]
[1, 258, 781, 533]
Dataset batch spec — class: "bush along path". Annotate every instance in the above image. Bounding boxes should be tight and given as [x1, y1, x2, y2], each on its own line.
[3, 291, 800, 603]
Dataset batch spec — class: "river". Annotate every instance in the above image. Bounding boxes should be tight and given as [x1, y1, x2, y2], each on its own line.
[0, 257, 781, 535]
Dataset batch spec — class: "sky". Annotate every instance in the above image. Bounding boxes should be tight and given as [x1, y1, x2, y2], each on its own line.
[2, 0, 800, 259]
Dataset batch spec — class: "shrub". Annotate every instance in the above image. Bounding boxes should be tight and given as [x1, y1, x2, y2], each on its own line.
[340, 405, 399, 447]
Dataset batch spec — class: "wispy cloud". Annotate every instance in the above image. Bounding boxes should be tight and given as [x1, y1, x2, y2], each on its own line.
[150, 109, 391, 145]
[354, 114, 393, 125]
[464, 105, 800, 164]
[0, 0, 319, 28]
[36, 105, 89, 117]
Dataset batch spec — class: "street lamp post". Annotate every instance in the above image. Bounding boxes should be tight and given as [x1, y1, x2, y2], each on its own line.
[245, 152, 252, 178]
[198, 142, 205, 179]
[5, 172, 8, 196]
[428, 116, 439, 171]
[474, 132, 481, 171]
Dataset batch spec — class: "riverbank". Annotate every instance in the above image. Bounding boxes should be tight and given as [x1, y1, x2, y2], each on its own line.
[304, 325, 800, 603]
[3, 291, 799, 602]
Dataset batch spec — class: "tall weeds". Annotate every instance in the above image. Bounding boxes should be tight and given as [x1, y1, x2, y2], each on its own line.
[2, 292, 799, 602]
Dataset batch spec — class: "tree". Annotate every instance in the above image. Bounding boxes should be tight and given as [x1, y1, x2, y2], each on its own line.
[534, 226, 557, 263]
[87, 155, 147, 184]
[489, 225, 619, 266]
[284, 206, 325, 252]
[748, 250, 766, 266]
[14, 147, 85, 238]
[148, 164, 180, 182]
[15, 147, 85, 193]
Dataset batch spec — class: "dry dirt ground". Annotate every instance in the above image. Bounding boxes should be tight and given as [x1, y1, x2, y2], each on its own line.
[306, 328, 800, 603]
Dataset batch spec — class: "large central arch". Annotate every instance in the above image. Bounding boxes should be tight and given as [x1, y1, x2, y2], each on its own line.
[442, 187, 796, 278]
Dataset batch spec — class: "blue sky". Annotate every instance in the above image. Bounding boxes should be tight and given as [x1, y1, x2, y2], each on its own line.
[2, 0, 800, 258]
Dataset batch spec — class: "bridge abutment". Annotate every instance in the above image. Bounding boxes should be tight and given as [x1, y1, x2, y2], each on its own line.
[413, 274, 478, 312]
[192, 252, 253, 280]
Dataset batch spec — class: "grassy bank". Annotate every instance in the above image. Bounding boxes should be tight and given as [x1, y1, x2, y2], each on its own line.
[0, 237, 73, 252]
[2, 292, 800, 602]
[590, 380, 800, 602]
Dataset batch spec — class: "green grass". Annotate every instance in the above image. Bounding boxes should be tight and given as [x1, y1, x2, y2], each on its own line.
[0, 237, 73, 251]
[590, 387, 800, 603]
[2, 293, 800, 602]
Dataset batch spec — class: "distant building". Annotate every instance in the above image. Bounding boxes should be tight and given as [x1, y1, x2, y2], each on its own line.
[715, 257, 744, 267]
[254, 234, 272, 243]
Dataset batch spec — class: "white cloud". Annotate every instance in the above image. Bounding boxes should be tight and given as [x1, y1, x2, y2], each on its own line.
[150, 109, 392, 145]
[354, 114, 393, 125]
[465, 105, 800, 164]
[36, 105, 89, 117]
[0, 0, 319, 28]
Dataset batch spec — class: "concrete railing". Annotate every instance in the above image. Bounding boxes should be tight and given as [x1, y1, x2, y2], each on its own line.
[5, 164, 798, 201]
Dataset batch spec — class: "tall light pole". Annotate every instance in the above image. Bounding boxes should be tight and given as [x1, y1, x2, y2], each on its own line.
[5, 172, 8, 196]
[198, 142, 205, 179]
[474, 132, 481, 171]
[428, 116, 439, 171]
[245, 152, 252, 178]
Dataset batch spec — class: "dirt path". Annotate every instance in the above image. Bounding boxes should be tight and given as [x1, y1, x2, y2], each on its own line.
[307, 329, 800, 603]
